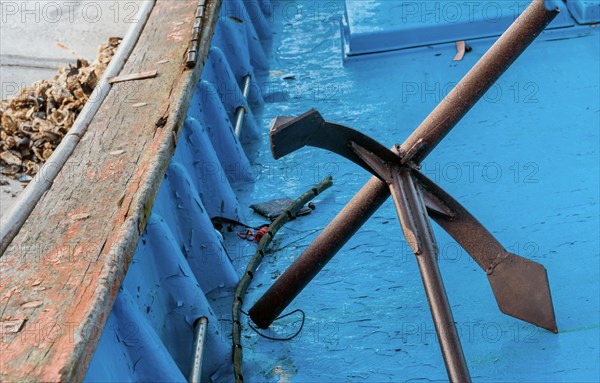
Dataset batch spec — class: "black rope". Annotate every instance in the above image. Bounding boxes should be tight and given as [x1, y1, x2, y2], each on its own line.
[231, 176, 333, 383]
[271, 228, 321, 252]
[241, 309, 305, 341]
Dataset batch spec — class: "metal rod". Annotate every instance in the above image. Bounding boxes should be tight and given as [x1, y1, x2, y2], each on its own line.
[389, 169, 470, 383]
[189, 316, 208, 383]
[351, 140, 471, 382]
[241, 73, 251, 99]
[234, 75, 252, 138]
[249, 0, 558, 329]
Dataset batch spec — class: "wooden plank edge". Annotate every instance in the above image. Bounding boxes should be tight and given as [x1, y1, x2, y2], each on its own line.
[66, 2, 222, 380]
[0, 1, 222, 381]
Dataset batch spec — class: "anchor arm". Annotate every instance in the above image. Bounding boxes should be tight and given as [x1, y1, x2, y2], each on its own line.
[270, 110, 400, 178]
[413, 171, 558, 333]
[415, 171, 517, 270]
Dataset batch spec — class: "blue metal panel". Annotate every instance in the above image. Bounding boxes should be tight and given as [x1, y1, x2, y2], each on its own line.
[124, 215, 230, 373]
[213, 18, 261, 81]
[206, 0, 269, 106]
[198, 50, 261, 143]
[153, 162, 239, 293]
[187, 80, 254, 181]
[172, 116, 245, 219]
[567, 0, 600, 24]
[221, 0, 273, 43]
[342, 0, 575, 56]
[257, 0, 273, 18]
[84, 290, 188, 382]
[221, 0, 272, 64]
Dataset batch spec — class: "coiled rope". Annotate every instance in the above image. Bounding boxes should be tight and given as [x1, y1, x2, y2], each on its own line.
[232, 176, 333, 383]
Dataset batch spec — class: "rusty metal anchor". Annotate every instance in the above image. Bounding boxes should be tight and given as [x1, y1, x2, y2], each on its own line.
[271, 111, 472, 381]
[248, 1, 559, 381]
[256, 109, 557, 381]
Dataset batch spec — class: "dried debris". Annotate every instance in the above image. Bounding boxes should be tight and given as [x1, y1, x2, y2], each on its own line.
[0, 37, 121, 180]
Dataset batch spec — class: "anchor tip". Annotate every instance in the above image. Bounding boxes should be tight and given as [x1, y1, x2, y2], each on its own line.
[488, 254, 557, 332]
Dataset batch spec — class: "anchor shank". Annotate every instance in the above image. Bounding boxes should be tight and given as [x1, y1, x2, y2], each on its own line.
[389, 168, 470, 383]
[400, 0, 559, 164]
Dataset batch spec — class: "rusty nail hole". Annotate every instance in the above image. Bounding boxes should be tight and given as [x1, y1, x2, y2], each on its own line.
[155, 117, 167, 128]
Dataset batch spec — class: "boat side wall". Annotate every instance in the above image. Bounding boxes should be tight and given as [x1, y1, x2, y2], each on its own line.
[84, 0, 271, 381]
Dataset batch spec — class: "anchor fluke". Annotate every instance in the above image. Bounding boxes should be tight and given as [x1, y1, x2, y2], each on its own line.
[411, 171, 558, 332]
[488, 255, 558, 333]
[270, 110, 400, 177]
[270, 111, 324, 159]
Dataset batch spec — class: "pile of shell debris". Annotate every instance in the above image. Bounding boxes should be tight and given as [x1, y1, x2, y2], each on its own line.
[0, 37, 120, 183]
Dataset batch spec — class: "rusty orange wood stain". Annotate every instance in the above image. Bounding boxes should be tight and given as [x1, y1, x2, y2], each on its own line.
[0, 0, 207, 380]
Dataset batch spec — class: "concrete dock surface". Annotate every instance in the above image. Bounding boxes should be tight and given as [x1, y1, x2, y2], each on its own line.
[0, 0, 145, 215]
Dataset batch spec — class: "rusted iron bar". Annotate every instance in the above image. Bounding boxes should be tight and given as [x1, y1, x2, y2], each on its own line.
[399, 0, 559, 165]
[352, 138, 470, 381]
[249, 0, 559, 329]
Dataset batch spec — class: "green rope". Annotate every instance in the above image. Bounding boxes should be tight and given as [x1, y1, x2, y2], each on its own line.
[232, 176, 333, 382]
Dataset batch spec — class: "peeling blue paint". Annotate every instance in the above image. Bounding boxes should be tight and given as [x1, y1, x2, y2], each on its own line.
[86, 1, 599, 382]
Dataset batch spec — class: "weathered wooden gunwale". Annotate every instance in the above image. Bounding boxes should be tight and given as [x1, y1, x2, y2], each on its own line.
[0, 0, 220, 380]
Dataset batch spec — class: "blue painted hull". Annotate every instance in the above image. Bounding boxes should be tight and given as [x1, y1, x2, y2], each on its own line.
[86, 1, 599, 382]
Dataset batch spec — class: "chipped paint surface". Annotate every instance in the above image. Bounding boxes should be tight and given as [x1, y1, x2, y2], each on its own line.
[0, 0, 219, 381]
[87, 1, 598, 382]
[227, 1, 598, 382]
[2, 0, 599, 382]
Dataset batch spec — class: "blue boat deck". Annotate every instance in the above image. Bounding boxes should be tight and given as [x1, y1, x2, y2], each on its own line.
[234, 2, 599, 382]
